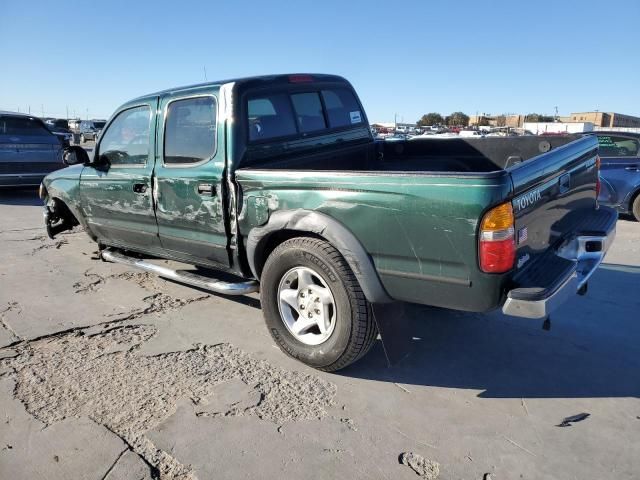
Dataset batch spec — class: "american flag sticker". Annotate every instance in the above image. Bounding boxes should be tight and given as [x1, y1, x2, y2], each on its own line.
[518, 227, 528, 244]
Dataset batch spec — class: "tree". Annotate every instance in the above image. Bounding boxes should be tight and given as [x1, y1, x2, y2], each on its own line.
[417, 113, 444, 126]
[496, 115, 507, 127]
[447, 112, 469, 127]
[525, 113, 554, 123]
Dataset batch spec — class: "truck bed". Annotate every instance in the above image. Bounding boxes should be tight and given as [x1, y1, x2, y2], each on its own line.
[241, 135, 580, 174]
[236, 135, 600, 312]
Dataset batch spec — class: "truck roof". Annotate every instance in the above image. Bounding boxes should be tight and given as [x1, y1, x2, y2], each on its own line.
[126, 73, 350, 105]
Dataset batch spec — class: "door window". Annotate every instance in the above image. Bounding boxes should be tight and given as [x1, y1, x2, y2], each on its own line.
[98, 105, 151, 165]
[290, 92, 326, 133]
[164, 96, 217, 164]
[597, 135, 639, 157]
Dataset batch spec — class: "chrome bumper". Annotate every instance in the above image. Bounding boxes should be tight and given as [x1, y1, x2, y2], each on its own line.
[502, 226, 616, 319]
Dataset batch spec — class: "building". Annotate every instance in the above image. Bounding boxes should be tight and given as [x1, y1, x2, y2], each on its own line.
[568, 112, 640, 128]
[524, 122, 594, 135]
[469, 114, 525, 128]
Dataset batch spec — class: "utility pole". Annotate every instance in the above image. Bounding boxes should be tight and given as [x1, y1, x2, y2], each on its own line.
[203, 66, 208, 81]
[66, 106, 69, 121]
[554, 106, 559, 122]
[41, 104, 44, 118]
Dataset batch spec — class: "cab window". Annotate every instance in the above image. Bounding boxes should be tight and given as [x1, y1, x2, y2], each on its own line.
[290, 92, 326, 133]
[164, 96, 217, 164]
[99, 106, 151, 165]
[321, 88, 362, 128]
[248, 94, 297, 141]
[597, 135, 639, 157]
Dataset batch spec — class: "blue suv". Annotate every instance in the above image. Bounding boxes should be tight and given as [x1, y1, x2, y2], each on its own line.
[593, 131, 640, 220]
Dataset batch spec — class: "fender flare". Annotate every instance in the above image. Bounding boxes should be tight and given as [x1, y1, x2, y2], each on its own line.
[246, 209, 392, 303]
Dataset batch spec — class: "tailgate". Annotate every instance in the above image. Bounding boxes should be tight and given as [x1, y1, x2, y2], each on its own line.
[508, 135, 600, 270]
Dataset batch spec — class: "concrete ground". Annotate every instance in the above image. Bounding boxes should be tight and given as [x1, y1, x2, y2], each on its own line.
[0, 187, 638, 480]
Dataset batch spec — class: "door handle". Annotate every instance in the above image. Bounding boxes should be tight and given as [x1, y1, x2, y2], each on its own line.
[133, 183, 147, 194]
[197, 183, 215, 196]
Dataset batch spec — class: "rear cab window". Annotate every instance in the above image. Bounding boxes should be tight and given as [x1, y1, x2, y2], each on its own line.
[321, 88, 363, 128]
[245, 85, 365, 143]
[597, 135, 640, 157]
[0, 116, 53, 137]
[248, 94, 297, 142]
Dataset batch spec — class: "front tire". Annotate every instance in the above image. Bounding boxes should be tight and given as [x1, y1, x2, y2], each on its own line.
[260, 237, 377, 372]
[632, 193, 640, 222]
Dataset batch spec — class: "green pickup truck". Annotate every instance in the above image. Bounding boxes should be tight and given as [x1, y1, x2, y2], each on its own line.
[40, 74, 616, 371]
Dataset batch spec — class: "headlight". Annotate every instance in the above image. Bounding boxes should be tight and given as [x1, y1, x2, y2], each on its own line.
[39, 183, 47, 199]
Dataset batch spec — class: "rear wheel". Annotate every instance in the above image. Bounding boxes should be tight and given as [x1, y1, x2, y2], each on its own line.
[632, 193, 640, 222]
[260, 237, 377, 372]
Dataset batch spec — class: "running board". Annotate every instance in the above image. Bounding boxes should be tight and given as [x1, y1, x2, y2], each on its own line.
[101, 249, 259, 296]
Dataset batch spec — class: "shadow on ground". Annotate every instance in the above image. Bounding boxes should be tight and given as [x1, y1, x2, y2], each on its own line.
[0, 187, 40, 206]
[342, 264, 640, 399]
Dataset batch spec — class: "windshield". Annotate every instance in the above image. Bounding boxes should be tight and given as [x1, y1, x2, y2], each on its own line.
[94, 121, 106, 129]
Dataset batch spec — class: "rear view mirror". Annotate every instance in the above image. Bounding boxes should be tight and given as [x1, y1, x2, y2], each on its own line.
[63, 146, 90, 166]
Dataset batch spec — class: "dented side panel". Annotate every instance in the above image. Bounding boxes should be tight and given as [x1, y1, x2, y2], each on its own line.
[236, 170, 513, 311]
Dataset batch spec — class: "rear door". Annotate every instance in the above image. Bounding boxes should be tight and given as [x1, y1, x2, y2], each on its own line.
[154, 91, 230, 268]
[595, 133, 640, 208]
[80, 101, 161, 251]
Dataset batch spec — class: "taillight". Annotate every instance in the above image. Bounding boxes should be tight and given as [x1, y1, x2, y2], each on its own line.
[479, 202, 515, 273]
[595, 155, 601, 206]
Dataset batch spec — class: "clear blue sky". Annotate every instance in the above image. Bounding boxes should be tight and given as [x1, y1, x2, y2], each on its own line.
[1, 0, 638, 122]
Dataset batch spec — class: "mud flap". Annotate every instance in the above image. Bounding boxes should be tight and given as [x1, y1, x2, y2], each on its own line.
[371, 302, 412, 367]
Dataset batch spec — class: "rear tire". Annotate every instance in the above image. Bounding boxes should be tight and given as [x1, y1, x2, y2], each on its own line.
[260, 237, 377, 372]
[632, 193, 640, 222]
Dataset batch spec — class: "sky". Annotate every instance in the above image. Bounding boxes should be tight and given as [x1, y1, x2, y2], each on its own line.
[1, 0, 639, 123]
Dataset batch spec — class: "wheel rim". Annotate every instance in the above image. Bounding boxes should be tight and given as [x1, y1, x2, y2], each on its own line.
[277, 266, 337, 346]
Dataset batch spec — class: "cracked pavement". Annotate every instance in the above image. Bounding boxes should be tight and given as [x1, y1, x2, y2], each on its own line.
[1, 188, 639, 480]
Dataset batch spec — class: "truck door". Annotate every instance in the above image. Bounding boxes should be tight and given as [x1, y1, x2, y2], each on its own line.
[80, 101, 161, 251]
[596, 134, 640, 208]
[153, 93, 230, 268]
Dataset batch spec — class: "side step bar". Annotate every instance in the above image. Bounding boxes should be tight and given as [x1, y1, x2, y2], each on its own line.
[101, 249, 259, 296]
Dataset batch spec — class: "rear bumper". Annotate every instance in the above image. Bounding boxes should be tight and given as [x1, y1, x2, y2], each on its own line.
[502, 207, 617, 319]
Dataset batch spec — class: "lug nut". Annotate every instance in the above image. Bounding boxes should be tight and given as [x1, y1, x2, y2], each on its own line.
[314, 297, 320, 303]
[300, 305, 305, 310]
[308, 289, 312, 294]
[315, 309, 321, 315]
[308, 312, 313, 318]
[300, 292, 305, 298]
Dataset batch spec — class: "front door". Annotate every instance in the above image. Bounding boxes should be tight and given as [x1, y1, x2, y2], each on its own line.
[80, 101, 161, 252]
[154, 92, 230, 268]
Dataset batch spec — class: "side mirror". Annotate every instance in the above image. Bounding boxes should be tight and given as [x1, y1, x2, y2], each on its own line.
[63, 146, 90, 166]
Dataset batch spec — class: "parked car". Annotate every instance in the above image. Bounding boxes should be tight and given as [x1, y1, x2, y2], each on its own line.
[591, 131, 640, 220]
[45, 118, 73, 147]
[40, 74, 615, 371]
[68, 119, 82, 131]
[0, 111, 64, 187]
[78, 120, 107, 143]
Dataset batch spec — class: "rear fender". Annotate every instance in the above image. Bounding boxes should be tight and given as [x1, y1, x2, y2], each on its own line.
[246, 209, 392, 304]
